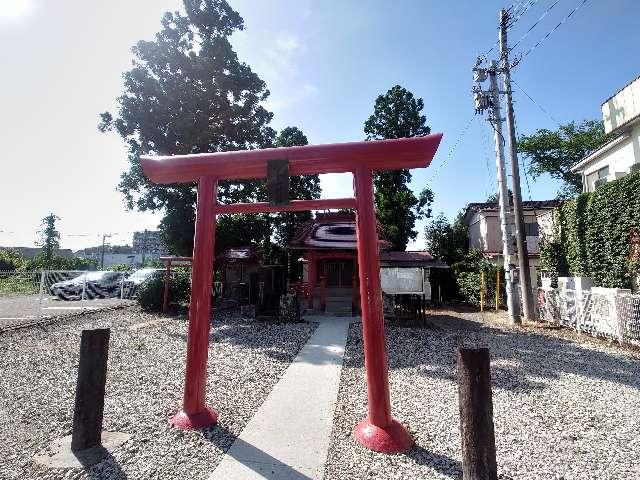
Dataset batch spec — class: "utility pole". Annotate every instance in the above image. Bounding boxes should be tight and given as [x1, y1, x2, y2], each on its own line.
[499, 8, 534, 322]
[100, 234, 111, 270]
[473, 60, 519, 322]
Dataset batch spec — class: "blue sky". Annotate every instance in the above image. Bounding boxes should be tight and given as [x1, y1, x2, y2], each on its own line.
[0, 0, 637, 251]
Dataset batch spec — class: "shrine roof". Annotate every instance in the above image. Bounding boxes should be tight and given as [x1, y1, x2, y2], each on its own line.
[289, 212, 389, 250]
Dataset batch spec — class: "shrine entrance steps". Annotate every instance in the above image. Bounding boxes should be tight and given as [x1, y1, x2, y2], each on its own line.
[325, 297, 352, 316]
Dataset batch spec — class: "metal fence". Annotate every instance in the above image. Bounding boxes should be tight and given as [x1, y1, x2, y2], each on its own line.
[0, 270, 138, 331]
[537, 287, 640, 344]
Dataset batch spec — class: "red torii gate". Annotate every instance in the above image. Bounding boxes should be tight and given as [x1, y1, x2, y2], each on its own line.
[140, 133, 442, 453]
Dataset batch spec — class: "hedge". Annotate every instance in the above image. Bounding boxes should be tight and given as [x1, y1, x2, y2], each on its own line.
[451, 249, 506, 306]
[137, 272, 191, 311]
[540, 170, 640, 288]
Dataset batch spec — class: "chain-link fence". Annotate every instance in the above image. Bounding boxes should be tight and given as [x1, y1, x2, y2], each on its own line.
[0, 270, 140, 331]
[537, 287, 640, 345]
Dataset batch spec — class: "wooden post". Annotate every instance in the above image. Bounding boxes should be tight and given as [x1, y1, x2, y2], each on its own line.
[457, 347, 497, 480]
[495, 271, 500, 311]
[319, 276, 327, 312]
[71, 329, 110, 452]
[162, 259, 171, 314]
[480, 271, 485, 312]
[351, 266, 358, 315]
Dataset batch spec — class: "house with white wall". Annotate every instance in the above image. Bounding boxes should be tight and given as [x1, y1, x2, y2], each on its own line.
[570, 74, 640, 192]
[463, 200, 561, 285]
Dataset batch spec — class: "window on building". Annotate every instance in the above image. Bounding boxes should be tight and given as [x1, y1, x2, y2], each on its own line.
[585, 165, 610, 190]
[524, 222, 539, 237]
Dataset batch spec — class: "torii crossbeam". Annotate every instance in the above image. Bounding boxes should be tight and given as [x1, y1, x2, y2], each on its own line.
[140, 133, 443, 454]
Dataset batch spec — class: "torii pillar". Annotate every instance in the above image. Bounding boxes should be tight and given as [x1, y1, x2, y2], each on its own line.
[140, 133, 442, 454]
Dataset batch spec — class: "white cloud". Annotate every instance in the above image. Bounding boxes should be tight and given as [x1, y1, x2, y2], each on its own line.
[260, 32, 304, 81]
[275, 32, 300, 54]
[0, 0, 33, 20]
[264, 83, 319, 112]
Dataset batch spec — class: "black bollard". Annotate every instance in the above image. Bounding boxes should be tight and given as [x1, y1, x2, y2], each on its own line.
[71, 329, 110, 452]
[457, 347, 497, 480]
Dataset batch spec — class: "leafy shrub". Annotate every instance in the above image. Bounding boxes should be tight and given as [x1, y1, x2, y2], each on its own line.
[137, 272, 191, 311]
[109, 264, 136, 272]
[24, 254, 98, 271]
[0, 249, 25, 271]
[451, 249, 504, 306]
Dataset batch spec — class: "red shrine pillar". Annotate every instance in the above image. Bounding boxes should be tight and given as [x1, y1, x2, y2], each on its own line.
[170, 176, 219, 429]
[352, 166, 413, 453]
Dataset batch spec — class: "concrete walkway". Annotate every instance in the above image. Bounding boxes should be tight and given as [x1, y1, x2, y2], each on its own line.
[208, 316, 351, 480]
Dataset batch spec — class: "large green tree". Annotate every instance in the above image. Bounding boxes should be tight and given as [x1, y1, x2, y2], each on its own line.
[517, 119, 610, 198]
[36, 213, 61, 263]
[424, 211, 468, 266]
[485, 189, 513, 204]
[364, 85, 434, 250]
[99, 0, 276, 255]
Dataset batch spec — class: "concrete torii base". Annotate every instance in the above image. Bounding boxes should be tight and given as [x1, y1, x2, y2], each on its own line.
[33, 431, 131, 469]
[170, 407, 219, 430]
[353, 418, 413, 454]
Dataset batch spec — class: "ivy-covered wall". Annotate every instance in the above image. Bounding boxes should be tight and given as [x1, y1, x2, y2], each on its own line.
[541, 170, 640, 288]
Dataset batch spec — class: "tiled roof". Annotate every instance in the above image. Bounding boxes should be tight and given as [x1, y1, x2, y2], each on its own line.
[465, 200, 562, 212]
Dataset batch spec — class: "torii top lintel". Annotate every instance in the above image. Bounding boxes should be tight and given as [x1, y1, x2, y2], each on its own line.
[140, 133, 443, 184]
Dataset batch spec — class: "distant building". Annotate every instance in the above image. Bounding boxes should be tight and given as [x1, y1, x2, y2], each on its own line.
[132, 230, 167, 256]
[571, 74, 640, 192]
[462, 200, 561, 284]
[2, 247, 73, 260]
[74, 251, 152, 268]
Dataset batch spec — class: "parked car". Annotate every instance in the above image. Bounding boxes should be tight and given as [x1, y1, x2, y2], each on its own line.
[122, 268, 162, 298]
[49, 271, 124, 300]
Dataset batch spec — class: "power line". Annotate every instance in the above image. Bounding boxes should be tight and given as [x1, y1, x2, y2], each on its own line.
[482, 128, 494, 199]
[480, 0, 541, 63]
[426, 115, 476, 184]
[509, 91, 534, 201]
[511, 0, 590, 68]
[509, 0, 563, 52]
[506, 0, 540, 28]
[511, 78, 561, 126]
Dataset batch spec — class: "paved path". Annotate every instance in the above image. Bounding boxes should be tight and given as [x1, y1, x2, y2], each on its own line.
[209, 315, 351, 480]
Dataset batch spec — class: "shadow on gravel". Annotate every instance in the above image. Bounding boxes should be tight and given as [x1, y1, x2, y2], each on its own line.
[200, 423, 313, 479]
[343, 312, 640, 394]
[162, 313, 318, 364]
[405, 445, 462, 478]
[83, 449, 128, 480]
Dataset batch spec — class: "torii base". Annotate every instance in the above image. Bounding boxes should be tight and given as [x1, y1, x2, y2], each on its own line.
[170, 407, 219, 430]
[353, 417, 414, 454]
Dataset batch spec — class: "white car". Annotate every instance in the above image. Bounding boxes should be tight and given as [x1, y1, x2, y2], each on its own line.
[50, 271, 123, 300]
[122, 268, 163, 297]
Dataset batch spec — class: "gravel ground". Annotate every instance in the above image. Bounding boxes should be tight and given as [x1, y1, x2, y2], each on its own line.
[0, 307, 315, 480]
[324, 308, 640, 480]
